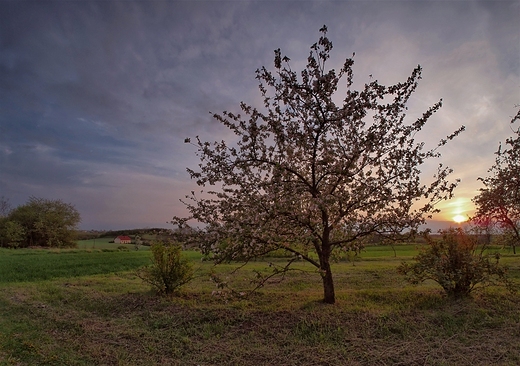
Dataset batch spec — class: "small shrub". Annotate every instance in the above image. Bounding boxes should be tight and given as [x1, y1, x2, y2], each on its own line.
[397, 228, 512, 298]
[117, 245, 129, 251]
[137, 240, 193, 295]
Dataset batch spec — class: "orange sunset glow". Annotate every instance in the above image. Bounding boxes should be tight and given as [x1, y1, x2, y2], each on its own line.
[435, 197, 474, 224]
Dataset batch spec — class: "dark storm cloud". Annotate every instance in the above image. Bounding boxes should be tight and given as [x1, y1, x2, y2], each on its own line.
[0, 0, 518, 228]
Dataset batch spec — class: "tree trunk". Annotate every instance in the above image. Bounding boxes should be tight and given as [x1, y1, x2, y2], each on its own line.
[319, 223, 335, 304]
[321, 262, 335, 304]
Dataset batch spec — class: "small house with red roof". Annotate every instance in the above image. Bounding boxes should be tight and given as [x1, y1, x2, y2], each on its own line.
[114, 235, 131, 244]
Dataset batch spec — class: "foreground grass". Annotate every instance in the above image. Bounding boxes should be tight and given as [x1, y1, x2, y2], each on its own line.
[0, 247, 519, 365]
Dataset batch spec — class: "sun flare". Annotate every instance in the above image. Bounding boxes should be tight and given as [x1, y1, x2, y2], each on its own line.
[453, 215, 467, 224]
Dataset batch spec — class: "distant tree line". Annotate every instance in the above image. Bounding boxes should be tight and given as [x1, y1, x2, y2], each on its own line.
[0, 196, 81, 248]
[75, 228, 178, 247]
[98, 228, 173, 238]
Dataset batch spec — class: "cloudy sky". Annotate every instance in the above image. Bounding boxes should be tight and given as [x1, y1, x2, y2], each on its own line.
[0, 0, 518, 230]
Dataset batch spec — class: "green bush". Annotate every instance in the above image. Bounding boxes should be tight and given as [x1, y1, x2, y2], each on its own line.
[397, 228, 512, 298]
[137, 241, 193, 294]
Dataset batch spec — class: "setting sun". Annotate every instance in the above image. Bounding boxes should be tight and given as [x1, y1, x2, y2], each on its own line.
[453, 215, 467, 224]
[433, 197, 474, 224]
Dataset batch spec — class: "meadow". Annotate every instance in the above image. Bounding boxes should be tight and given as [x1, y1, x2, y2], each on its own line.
[0, 243, 519, 365]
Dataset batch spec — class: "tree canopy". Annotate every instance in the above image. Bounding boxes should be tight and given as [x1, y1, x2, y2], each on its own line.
[0, 196, 11, 218]
[173, 26, 464, 304]
[0, 197, 81, 248]
[472, 108, 520, 254]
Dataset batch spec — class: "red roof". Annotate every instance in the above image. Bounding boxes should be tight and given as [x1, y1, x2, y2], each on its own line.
[116, 236, 131, 241]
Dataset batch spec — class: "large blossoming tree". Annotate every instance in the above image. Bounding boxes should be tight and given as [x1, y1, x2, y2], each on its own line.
[473, 108, 520, 254]
[173, 26, 463, 304]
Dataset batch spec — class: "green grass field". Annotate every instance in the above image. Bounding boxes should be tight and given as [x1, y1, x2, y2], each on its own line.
[0, 244, 519, 365]
[0, 249, 151, 283]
